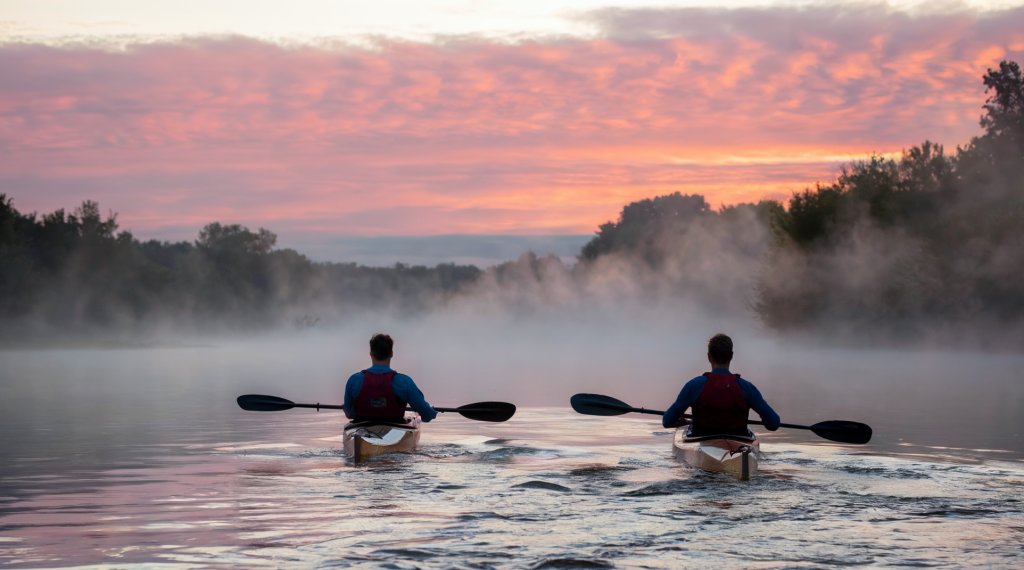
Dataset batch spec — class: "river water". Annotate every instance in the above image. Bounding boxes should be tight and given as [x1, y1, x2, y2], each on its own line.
[1, 330, 1023, 569]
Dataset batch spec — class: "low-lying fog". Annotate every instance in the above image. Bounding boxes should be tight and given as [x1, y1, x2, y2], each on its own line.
[3, 307, 1022, 482]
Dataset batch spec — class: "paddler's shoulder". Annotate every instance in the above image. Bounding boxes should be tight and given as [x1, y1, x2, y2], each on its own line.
[346, 370, 366, 383]
[682, 375, 709, 390]
[391, 371, 416, 385]
[734, 376, 764, 396]
[389, 373, 424, 397]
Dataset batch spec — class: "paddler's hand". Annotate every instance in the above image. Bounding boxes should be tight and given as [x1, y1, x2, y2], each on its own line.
[668, 417, 690, 428]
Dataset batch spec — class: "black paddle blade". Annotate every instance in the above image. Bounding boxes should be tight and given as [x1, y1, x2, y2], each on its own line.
[570, 393, 633, 416]
[452, 402, 516, 422]
[810, 420, 873, 444]
[237, 394, 297, 412]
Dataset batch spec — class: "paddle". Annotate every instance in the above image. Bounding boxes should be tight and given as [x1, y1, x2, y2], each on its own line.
[237, 394, 516, 422]
[570, 393, 872, 444]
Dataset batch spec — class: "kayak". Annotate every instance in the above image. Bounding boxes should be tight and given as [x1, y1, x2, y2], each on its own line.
[672, 425, 759, 481]
[343, 414, 422, 463]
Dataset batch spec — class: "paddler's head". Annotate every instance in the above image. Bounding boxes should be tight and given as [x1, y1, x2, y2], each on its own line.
[707, 333, 733, 370]
[370, 333, 394, 367]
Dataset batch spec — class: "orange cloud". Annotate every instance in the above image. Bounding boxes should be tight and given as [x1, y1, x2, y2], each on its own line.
[1, 5, 1023, 243]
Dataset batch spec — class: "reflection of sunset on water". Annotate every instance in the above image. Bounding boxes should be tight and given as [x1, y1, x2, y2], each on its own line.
[1, 333, 1022, 566]
[1, 399, 1022, 568]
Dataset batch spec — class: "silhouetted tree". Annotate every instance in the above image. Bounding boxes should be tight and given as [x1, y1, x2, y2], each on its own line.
[754, 61, 1024, 340]
[0, 197, 482, 341]
[580, 193, 712, 261]
[980, 61, 1024, 145]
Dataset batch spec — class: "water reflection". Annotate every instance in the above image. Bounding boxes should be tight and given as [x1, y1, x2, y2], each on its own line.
[2, 340, 1023, 568]
[1, 409, 1022, 569]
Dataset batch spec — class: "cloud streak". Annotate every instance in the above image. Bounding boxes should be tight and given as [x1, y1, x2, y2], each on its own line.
[2, 5, 1022, 242]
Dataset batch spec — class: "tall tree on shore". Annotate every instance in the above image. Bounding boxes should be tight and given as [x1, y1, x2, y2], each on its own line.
[754, 61, 1024, 338]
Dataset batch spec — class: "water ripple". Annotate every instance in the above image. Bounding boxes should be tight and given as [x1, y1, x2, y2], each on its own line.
[2, 412, 1023, 569]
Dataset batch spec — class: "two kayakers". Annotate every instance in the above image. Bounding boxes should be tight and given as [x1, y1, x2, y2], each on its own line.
[344, 331, 773, 432]
[663, 334, 780, 436]
[343, 333, 438, 423]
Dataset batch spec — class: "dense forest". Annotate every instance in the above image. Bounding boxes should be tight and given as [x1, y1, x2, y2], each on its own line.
[1, 61, 1021, 344]
[547, 60, 1024, 341]
[0, 199, 480, 340]
[754, 60, 1024, 338]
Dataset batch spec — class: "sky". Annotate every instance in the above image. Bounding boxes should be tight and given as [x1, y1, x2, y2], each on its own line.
[3, 1, 1024, 264]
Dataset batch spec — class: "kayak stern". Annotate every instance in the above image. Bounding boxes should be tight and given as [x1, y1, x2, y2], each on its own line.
[672, 426, 760, 481]
[343, 414, 422, 463]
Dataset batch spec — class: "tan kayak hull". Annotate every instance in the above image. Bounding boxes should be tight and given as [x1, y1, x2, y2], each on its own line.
[672, 427, 759, 481]
[343, 415, 421, 463]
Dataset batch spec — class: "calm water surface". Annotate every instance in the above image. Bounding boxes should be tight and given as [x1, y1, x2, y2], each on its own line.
[1, 338, 1023, 569]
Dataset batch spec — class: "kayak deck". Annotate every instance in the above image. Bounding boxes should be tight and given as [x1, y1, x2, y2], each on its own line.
[343, 414, 421, 463]
[672, 426, 759, 481]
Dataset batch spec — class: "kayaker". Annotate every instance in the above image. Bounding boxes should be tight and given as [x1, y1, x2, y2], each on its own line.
[662, 334, 780, 436]
[343, 333, 438, 423]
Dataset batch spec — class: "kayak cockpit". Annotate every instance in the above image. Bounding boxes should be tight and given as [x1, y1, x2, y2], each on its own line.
[680, 428, 756, 443]
[673, 425, 760, 481]
[343, 414, 422, 463]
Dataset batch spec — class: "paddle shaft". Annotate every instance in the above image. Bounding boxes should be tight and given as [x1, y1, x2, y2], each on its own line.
[248, 400, 479, 414]
[239, 394, 516, 422]
[590, 401, 815, 432]
[286, 402, 345, 411]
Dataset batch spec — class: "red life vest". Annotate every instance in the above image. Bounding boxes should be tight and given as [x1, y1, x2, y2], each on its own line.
[691, 372, 749, 433]
[353, 370, 407, 419]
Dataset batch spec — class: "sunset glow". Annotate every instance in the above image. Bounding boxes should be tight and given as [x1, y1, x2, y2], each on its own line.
[3, 3, 1024, 248]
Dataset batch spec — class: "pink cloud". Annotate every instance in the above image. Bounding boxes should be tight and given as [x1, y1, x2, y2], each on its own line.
[2, 5, 1023, 240]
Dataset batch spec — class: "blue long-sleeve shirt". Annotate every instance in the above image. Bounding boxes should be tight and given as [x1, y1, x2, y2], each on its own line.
[344, 365, 438, 422]
[662, 367, 780, 430]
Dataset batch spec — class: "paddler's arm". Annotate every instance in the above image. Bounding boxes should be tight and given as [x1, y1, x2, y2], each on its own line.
[391, 374, 438, 422]
[343, 372, 363, 420]
[662, 376, 707, 428]
[737, 378, 780, 430]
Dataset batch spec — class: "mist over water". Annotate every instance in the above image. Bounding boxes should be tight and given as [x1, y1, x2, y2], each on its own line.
[3, 316, 1023, 464]
[3, 171, 1024, 566]
[2, 311, 1023, 568]
[2, 20, 1023, 570]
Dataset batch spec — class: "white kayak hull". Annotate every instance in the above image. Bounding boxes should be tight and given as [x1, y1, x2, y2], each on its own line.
[343, 414, 421, 463]
[672, 426, 759, 481]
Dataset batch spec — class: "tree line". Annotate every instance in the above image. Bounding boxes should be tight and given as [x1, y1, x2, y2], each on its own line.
[0, 199, 480, 340]
[1, 61, 1021, 344]
[754, 61, 1024, 337]
[570, 61, 1024, 341]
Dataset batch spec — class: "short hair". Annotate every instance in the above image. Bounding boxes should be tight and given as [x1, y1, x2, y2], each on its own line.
[708, 333, 733, 363]
[370, 333, 394, 361]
